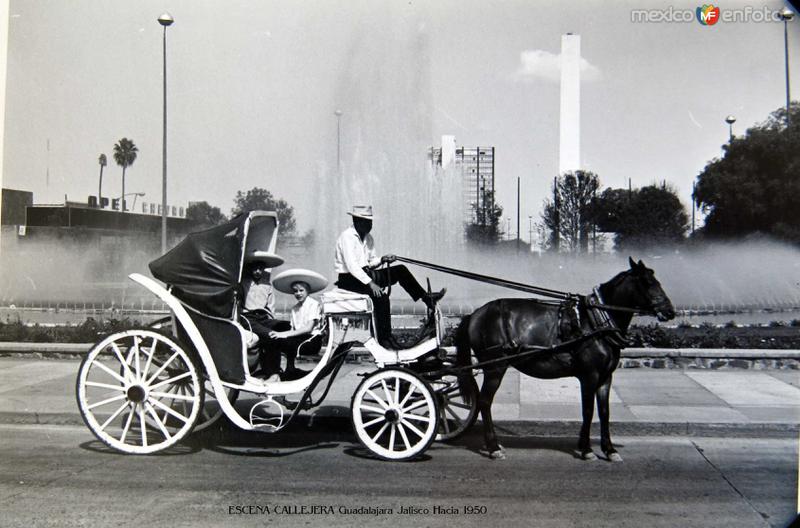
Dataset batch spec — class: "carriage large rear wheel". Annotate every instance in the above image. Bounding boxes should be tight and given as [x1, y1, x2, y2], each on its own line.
[76, 329, 203, 454]
[351, 368, 438, 461]
[432, 373, 479, 442]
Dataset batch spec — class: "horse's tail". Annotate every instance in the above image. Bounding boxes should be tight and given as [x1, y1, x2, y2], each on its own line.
[454, 315, 472, 369]
[453, 315, 475, 404]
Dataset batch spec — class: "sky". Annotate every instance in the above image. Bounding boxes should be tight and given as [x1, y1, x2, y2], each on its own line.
[2, 0, 799, 237]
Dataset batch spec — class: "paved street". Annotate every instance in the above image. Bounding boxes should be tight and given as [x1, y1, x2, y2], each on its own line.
[0, 424, 797, 528]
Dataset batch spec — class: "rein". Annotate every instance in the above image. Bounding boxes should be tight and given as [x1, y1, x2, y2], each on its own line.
[394, 256, 653, 315]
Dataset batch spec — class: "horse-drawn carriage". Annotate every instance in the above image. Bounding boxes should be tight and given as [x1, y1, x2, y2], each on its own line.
[77, 210, 675, 462]
[76, 211, 478, 461]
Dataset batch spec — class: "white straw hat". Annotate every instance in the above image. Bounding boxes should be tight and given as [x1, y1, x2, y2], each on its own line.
[347, 205, 374, 220]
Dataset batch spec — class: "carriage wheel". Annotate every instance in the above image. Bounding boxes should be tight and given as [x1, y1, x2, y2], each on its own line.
[351, 369, 438, 461]
[76, 329, 203, 454]
[431, 373, 479, 442]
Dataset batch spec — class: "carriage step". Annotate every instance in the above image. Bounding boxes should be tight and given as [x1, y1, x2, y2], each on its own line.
[249, 397, 286, 432]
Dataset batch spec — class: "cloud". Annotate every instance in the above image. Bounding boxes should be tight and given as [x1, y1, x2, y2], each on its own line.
[514, 49, 601, 83]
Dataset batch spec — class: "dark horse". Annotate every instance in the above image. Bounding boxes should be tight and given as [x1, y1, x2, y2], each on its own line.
[455, 258, 675, 461]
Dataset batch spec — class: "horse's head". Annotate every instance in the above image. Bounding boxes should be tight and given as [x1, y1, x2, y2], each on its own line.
[614, 257, 676, 322]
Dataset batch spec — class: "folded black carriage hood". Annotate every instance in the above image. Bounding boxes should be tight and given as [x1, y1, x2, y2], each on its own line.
[149, 214, 246, 318]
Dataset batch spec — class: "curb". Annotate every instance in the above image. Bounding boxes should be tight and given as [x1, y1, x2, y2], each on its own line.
[2, 411, 796, 439]
[2, 342, 799, 359]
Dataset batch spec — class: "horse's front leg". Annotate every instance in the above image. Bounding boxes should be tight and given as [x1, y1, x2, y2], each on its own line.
[578, 376, 598, 460]
[479, 367, 507, 460]
[596, 375, 622, 462]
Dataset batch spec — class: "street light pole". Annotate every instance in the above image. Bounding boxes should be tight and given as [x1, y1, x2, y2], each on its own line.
[334, 109, 342, 173]
[725, 115, 736, 142]
[158, 12, 174, 255]
[780, 7, 794, 125]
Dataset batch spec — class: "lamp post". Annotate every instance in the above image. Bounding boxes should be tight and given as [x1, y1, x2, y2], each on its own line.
[334, 109, 342, 173]
[158, 12, 174, 255]
[780, 7, 794, 124]
[725, 115, 736, 142]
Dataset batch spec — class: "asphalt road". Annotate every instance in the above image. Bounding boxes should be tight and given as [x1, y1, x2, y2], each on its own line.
[0, 424, 797, 528]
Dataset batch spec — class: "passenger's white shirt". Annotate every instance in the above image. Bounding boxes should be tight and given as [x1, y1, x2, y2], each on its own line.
[243, 280, 275, 317]
[290, 296, 322, 333]
[334, 226, 381, 285]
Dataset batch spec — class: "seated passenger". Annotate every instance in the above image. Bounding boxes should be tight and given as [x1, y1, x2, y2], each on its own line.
[268, 269, 328, 381]
[239, 251, 289, 382]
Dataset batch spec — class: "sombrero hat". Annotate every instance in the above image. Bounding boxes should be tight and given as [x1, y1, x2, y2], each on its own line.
[243, 250, 285, 268]
[272, 268, 329, 294]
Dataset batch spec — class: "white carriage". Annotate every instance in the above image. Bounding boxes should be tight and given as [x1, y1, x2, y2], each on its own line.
[75, 211, 477, 460]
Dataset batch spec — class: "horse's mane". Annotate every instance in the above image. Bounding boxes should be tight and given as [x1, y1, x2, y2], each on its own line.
[599, 269, 632, 293]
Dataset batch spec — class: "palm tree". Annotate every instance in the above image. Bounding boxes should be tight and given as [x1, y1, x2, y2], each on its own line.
[97, 154, 107, 207]
[113, 138, 138, 211]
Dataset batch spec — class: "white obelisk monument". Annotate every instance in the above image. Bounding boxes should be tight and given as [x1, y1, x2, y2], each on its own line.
[559, 33, 580, 174]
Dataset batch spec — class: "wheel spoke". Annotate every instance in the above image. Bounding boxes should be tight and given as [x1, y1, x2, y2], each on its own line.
[85, 381, 126, 392]
[398, 384, 417, 408]
[380, 379, 393, 406]
[358, 404, 385, 415]
[87, 393, 127, 411]
[370, 422, 389, 443]
[119, 403, 135, 443]
[138, 406, 148, 447]
[144, 351, 180, 385]
[440, 409, 452, 434]
[150, 397, 190, 424]
[399, 417, 426, 439]
[365, 389, 388, 410]
[149, 371, 192, 391]
[394, 377, 400, 409]
[133, 336, 142, 382]
[99, 401, 130, 431]
[91, 361, 127, 384]
[401, 413, 431, 424]
[179, 385, 189, 420]
[144, 402, 172, 440]
[402, 398, 429, 413]
[140, 337, 158, 382]
[362, 415, 384, 427]
[396, 422, 412, 449]
[445, 405, 464, 422]
[149, 391, 195, 402]
[389, 423, 396, 451]
[111, 343, 135, 382]
[447, 401, 472, 411]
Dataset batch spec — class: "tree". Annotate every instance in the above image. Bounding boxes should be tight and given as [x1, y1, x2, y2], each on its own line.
[97, 154, 107, 207]
[693, 103, 800, 243]
[186, 201, 228, 230]
[593, 184, 688, 251]
[465, 190, 504, 246]
[113, 138, 138, 211]
[540, 170, 599, 253]
[231, 187, 296, 236]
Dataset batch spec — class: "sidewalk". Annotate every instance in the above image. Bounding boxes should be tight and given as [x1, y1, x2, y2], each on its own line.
[0, 355, 797, 437]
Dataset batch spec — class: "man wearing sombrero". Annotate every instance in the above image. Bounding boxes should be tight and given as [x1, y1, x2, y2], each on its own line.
[334, 205, 445, 346]
[240, 250, 289, 381]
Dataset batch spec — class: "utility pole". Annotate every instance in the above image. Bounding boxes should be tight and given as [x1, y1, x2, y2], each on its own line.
[516, 177, 521, 254]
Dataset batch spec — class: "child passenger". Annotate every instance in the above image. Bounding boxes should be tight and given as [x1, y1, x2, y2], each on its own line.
[268, 269, 328, 381]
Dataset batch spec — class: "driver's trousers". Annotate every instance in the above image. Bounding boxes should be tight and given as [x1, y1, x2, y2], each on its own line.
[336, 265, 427, 343]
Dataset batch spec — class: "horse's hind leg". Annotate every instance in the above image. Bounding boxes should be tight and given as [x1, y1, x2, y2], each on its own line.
[479, 367, 507, 459]
[596, 375, 622, 462]
[578, 376, 598, 460]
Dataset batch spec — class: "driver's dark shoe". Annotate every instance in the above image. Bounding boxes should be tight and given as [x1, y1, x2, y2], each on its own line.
[281, 367, 309, 381]
[423, 288, 447, 309]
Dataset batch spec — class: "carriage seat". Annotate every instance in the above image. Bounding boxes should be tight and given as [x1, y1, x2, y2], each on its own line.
[320, 288, 374, 315]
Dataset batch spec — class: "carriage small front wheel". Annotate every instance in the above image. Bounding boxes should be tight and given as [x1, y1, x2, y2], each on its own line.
[76, 329, 204, 454]
[351, 368, 438, 461]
